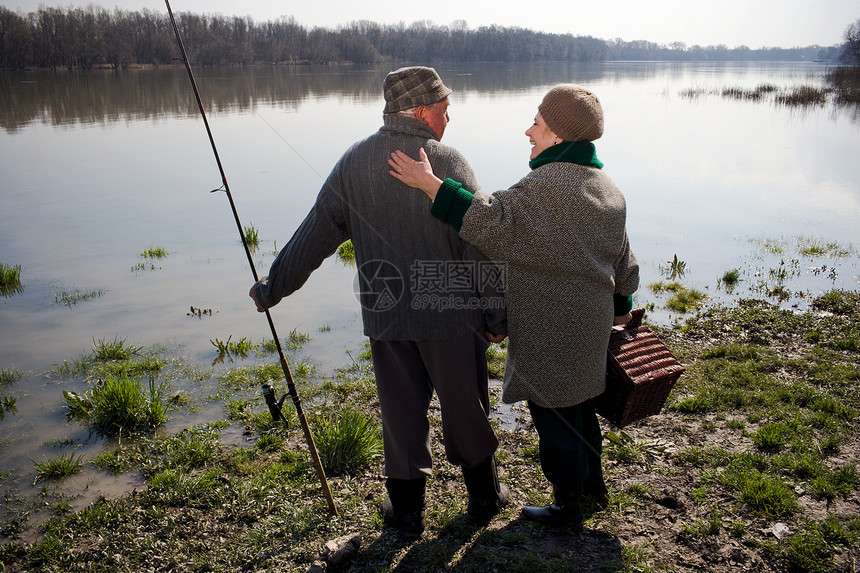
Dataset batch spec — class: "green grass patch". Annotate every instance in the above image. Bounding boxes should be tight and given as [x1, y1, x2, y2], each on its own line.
[54, 287, 106, 307]
[659, 254, 687, 280]
[648, 281, 684, 294]
[1, 367, 22, 388]
[681, 510, 723, 537]
[139, 245, 168, 259]
[486, 340, 507, 379]
[671, 395, 712, 414]
[604, 431, 667, 465]
[311, 407, 382, 475]
[750, 237, 786, 255]
[93, 447, 134, 475]
[752, 421, 793, 452]
[812, 290, 860, 317]
[132, 245, 168, 272]
[210, 335, 255, 359]
[665, 286, 707, 313]
[809, 464, 859, 501]
[0, 261, 23, 296]
[796, 237, 851, 258]
[32, 451, 86, 482]
[770, 514, 860, 573]
[720, 462, 800, 518]
[719, 268, 741, 292]
[676, 446, 733, 468]
[255, 432, 285, 453]
[92, 336, 141, 362]
[243, 223, 260, 248]
[64, 374, 168, 437]
[285, 328, 311, 350]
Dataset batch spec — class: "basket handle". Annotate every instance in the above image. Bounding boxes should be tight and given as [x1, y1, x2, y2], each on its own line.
[627, 308, 645, 329]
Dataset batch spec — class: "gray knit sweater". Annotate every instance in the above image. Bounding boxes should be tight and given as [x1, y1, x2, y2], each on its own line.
[254, 114, 507, 341]
[456, 161, 639, 407]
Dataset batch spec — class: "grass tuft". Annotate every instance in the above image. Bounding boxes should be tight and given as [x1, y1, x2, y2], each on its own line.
[139, 245, 168, 259]
[64, 374, 168, 436]
[243, 223, 260, 248]
[665, 287, 707, 313]
[312, 407, 382, 475]
[719, 269, 741, 292]
[92, 336, 141, 361]
[54, 288, 106, 307]
[32, 451, 86, 482]
[720, 463, 800, 518]
[1, 367, 22, 388]
[772, 515, 860, 573]
[0, 261, 23, 296]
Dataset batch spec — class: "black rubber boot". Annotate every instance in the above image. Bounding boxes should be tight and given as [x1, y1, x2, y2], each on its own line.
[381, 477, 426, 540]
[521, 486, 583, 528]
[462, 457, 510, 523]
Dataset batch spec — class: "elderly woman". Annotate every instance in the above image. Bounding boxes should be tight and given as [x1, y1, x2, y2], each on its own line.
[388, 84, 640, 527]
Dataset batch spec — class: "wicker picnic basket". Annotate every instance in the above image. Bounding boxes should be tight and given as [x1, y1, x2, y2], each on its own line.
[596, 308, 685, 428]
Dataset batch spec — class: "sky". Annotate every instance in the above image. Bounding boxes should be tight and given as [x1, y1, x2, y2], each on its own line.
[5, 0, 858, 48]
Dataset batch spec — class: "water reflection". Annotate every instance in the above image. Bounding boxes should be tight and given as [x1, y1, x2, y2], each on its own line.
[4, 61, 809, 133]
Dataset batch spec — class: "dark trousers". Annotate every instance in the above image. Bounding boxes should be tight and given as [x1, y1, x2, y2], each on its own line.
[527, 399, 604, 492]
[371, 331, 499, 480]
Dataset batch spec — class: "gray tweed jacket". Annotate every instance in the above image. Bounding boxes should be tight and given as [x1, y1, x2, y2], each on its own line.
[461, 161, 639, 407]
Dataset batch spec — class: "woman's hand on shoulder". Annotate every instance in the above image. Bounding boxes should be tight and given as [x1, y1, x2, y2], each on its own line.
[388, 148, 443, 199]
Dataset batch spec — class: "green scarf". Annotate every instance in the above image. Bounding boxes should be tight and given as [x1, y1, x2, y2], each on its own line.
[529, 141, 603, 170]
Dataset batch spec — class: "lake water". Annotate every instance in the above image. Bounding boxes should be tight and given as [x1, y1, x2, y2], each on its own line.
[1, 61, 859, 530]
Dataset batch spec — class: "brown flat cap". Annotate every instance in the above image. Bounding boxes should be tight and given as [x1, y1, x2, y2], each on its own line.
[383, 66, 452, 114]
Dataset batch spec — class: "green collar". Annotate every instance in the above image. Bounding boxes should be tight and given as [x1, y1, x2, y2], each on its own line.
[529, 141, 603, 170]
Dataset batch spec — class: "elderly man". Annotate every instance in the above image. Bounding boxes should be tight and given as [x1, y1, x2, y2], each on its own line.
[250, 66, 508, 538]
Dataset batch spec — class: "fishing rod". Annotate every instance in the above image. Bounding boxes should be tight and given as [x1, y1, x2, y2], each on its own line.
[163, 0, 337, 516]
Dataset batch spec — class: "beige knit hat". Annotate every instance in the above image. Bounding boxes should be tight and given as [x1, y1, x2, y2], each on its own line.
[537, 84, 604, 142]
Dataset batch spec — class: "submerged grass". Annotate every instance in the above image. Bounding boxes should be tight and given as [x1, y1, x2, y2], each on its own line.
[244, 223, 260, 248]
[32, 451, 87, 482]
[0, 261, 23, 296]
[775, 86, 827, 106]
[54, 287, 106, 307]
[92, 336, 141, 361]
[826, 65, 860, 104]
[140, 245, 168, 259]
[695, 82, 844, 108]
[0, 367, 22, 388]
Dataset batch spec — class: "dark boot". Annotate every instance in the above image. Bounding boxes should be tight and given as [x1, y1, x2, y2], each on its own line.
[381, 477, 426, 540]
[462, 457, 510, 523]
[522, 486, 583, 528]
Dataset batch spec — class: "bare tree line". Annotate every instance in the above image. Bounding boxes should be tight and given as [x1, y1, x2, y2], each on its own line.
[0, 5, 849, 70]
